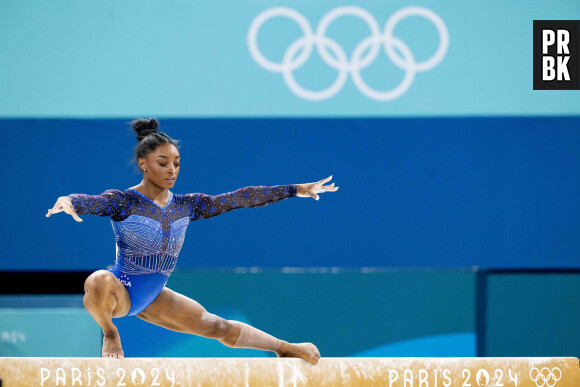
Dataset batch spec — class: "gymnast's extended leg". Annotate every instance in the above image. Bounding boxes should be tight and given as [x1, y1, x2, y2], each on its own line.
[137, 287, 321, 364]
[83, 270, 131, 358]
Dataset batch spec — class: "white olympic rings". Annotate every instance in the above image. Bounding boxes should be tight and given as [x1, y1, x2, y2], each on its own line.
[530, 367, 562, 387]
[248, 6, 449, 101]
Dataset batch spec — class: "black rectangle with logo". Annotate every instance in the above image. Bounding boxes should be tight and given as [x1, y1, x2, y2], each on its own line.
[533, 20, 579, 90]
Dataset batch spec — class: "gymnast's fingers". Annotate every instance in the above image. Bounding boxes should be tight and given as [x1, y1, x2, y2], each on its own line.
[46, 203, 64, 217]
[322, 183, 338, 190]
[318, 175, 332, 185]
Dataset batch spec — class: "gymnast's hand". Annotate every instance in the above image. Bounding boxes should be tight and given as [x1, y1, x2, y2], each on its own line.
[46, 196, 83, 222]
[296, 175, 339, 201]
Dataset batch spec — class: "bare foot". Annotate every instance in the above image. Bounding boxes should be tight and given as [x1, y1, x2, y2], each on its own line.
[102, 334, 124, 359]
[276, 341, 320, 365]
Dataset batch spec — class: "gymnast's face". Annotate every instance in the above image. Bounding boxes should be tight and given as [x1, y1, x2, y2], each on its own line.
[140, 143, 180, 190]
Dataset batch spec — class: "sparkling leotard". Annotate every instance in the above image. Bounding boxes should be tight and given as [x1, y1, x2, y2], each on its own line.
[69, 185, 297, 316]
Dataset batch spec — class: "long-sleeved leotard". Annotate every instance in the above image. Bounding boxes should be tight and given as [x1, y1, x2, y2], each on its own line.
[69, 185, 297, 316]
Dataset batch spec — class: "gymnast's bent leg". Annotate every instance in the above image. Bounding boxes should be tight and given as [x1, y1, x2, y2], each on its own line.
[137, 287, 321, 364]
[83, 270, 131, 359]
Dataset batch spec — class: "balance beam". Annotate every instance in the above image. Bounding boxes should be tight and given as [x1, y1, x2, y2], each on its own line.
[0, 357, 578, 387]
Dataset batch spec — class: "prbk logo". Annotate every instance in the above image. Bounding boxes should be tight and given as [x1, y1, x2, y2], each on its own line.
[533, 20, 579, 90]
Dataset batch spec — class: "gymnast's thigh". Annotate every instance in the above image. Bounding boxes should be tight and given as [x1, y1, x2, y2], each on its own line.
[137, 287, 221, 336]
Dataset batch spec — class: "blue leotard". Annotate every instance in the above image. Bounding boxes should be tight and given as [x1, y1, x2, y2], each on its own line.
[69, 185, 297, 316]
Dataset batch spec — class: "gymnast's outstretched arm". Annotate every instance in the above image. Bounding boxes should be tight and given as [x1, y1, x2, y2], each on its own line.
[189, 176, 338, 220]
[46, 189, 130, 221]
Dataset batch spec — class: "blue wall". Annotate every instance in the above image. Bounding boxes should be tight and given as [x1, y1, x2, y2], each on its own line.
[3, 270, 579, 359]
[2, 117, 580, 270]
[485, 272, 580, 357]
[116, 269, 477, 358]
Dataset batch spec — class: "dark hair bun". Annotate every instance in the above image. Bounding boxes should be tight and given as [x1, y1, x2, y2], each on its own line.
[132, 118, 159, 141]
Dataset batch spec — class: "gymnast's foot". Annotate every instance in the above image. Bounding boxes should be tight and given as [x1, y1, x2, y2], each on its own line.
[276, 341, 321, 365]
[102, 334, 124, 359]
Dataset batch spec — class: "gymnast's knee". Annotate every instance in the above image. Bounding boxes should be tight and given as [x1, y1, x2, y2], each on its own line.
[84, 271, 116, 301]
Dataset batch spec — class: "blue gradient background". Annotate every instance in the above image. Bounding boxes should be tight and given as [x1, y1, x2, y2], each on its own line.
[2, 117, 580, 270]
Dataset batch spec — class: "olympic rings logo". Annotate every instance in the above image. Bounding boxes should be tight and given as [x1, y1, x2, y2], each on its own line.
[530, 367, 562, 387]
[248, 6, 449, 101]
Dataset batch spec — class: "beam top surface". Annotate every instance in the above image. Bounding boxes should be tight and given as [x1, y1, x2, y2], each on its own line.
[0, 357, 578, 387]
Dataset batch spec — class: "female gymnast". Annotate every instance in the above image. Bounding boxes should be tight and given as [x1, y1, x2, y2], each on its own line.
[45, 118, 337, 364]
